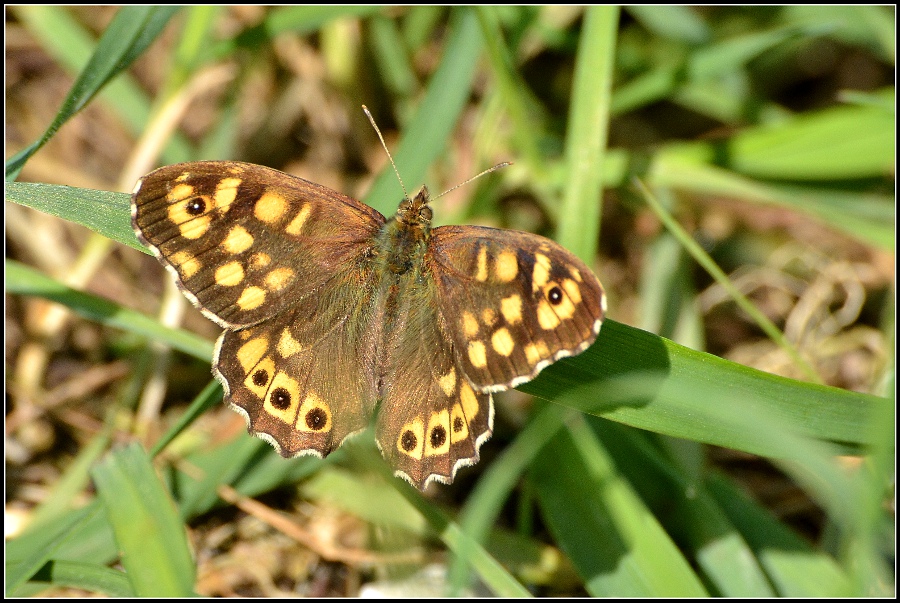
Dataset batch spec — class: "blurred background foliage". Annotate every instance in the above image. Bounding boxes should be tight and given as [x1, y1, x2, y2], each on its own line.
[5, 6, 894, 597]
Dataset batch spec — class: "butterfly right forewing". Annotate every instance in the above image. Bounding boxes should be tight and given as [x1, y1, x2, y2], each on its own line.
[429, 225, 606, 392]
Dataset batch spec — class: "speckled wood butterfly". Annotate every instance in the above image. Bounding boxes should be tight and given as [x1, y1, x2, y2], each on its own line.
[132, 154, 606, 489]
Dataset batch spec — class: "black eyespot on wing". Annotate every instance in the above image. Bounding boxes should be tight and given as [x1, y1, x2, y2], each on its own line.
[430, 425, 447, 448]
[401, 429, 418, 452]
[548, 285, 563, 305]
[306, 408, 327, 431]
[253, 369, 269, 387]
[271, 387, 291, 410]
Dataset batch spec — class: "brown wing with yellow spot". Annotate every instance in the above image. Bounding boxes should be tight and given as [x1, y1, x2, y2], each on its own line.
[429, 226, 606, 392]
[375, 277, 493, 490]
[131, 161, 385, 329]
[214, 265, 381, 459]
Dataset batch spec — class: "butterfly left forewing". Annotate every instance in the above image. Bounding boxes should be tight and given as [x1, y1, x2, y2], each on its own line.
[132, 161, 385, 329]
[429, 225, 606, 392]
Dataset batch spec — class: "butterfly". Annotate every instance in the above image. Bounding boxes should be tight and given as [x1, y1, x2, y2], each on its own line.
[131, 159, 606, 489]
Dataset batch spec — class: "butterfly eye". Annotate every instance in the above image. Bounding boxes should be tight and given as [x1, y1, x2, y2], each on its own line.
[419, 206, 433, 221]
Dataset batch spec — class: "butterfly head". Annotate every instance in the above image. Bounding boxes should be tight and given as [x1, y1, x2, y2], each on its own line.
[395, 186, 433, 230]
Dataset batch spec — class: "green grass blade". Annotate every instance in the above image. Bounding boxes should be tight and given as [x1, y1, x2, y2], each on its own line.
[449, 402, 569, 593]
[729, 99, 895, 180]
[149, 380, 223, 458]
[626, 6, 710, 44]
[6, 6, 181, 180]
[224, 5, 385, 54]
[532, 416, 708, 596]
[25, 560, 134, 598]
[647, 154, 895, 250]
[520, 320, 885, 450]
[708, 473, 852, 596]
[10, 6, 195, 166]
[556, 6, 618, 261]
[391, 483, 532, 596]
[476, 6, 545, 168]
[6, 182, 140, 252]
[593, 421, 776, 596]
[5, 505, 100, 596]
[28, 422, 114, 529]
[363, 7, 483, 216]
[6, 260, 214, 362]
[91, 443, 196, 597]
[638, 179, 823, 383]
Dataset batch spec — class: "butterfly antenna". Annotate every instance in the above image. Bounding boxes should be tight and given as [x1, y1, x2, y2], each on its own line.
[363, 105, 409, 200]
[432, 162, 512, 201]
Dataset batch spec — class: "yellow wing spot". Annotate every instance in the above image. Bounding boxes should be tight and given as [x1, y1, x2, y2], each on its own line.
[179, 215, 211, 239]
[495, 250, 518, 282]
[475, 245, 488, 282]
[264, 371, 301, 423]
[222, 225, 254, 254]
[562, 278, 582, 304]
[167, 183, 194, 203]
[450, 403, 470, 443]
[213, 177, 241, 210]
[532, 253, 552, 290]
[537, 300, 561, 329]
[397, 418, 425, 459]
[175, 173, 190, 182]
[492, 328, 515, 357]
[500, 294, 523, 325]
[215, 261, 245, 287]
[236, 286, 266, 311]
[425, 409, 451, 457]
[250, 252, 271, 268]
[265, 267, 295, 291]
[296, 391, 332, 433]
[243, 356, 275, 399]
[524, 340, 549, 365]
[439, 367, 457, 397]
[285, 204, 312, 235]
[468, 340, 487, 368]
[276, 328, 303, 358]
[460, 381, 479, 420]
[237, 337, 270, 372]
[254, 191, 288, 223]
[170, 251, 201, 279]
[482, 307, 497, 327]
[462, 311, 479, 338]
[569, 265, 583, 282]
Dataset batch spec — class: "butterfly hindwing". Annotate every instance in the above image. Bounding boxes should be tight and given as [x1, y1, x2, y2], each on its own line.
[215, 268, 381, 458]
[375, 277, 492, 489]
[429, 225, 606, 392]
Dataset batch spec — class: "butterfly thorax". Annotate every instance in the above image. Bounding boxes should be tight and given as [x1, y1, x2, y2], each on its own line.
[377, 187, 433, 276]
